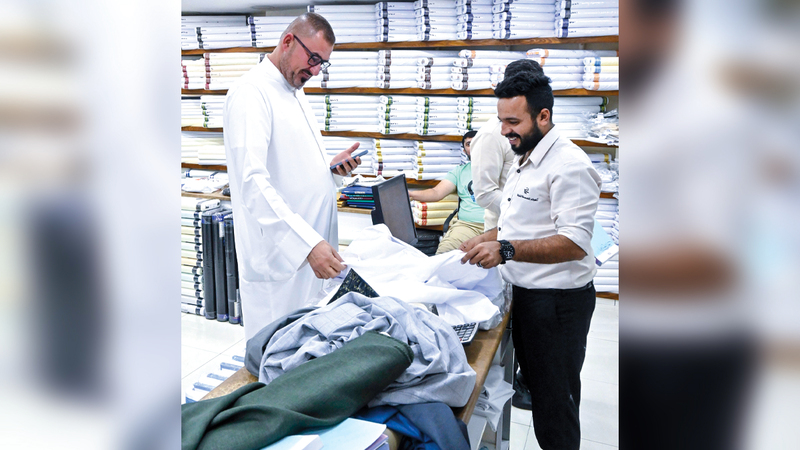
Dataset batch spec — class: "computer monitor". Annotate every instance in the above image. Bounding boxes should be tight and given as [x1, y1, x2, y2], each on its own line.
[371, 176, 418, 246]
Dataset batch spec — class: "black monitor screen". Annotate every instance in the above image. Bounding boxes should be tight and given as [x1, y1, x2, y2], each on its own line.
[371, 176, 418, 245]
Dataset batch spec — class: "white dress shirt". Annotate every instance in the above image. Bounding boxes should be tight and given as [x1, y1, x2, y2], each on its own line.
[497, 125, 602, 289]
[470, 117, 516, 229]
[224, 56, 339, 339]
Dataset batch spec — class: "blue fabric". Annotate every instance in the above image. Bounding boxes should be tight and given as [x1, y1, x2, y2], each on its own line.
[354, 402, 470, 450]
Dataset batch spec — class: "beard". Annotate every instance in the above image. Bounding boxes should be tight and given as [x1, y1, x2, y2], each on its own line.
[279, 51, 313, 89]
[506, 122, 545, 156]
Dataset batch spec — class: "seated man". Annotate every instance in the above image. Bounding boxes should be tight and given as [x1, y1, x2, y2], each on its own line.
[409, 131, 485, 254]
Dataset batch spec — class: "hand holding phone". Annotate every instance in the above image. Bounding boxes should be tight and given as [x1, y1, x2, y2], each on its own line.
[330, 148, 368, 172]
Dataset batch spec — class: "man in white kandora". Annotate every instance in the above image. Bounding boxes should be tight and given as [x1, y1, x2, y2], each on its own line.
[224, 13, 362, 340]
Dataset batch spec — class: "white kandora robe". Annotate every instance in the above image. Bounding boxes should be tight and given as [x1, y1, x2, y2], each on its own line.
[224, 57, 339, 340]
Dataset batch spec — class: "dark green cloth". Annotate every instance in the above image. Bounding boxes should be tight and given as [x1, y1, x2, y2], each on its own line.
[182, 332, 413, 450]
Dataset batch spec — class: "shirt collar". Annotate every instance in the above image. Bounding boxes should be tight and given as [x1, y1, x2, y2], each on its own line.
[525, 124, 561, 168]
[262, 54, 295, 93]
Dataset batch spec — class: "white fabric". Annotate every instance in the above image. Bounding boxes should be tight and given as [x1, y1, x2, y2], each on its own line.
[557, 26, 618, 38]
[497, 126, 602, 289]
[469, 117, 514, 229]
[224, 57, 339, 340]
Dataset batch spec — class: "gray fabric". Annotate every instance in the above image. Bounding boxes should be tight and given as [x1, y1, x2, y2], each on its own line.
[258, 292, 476, 408]
[244, 306, 317, 376]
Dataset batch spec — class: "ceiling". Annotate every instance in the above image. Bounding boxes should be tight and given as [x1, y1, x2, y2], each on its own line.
[182, 0, 402, 14]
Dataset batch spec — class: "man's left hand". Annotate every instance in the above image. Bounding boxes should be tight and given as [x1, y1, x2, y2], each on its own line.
[461, 241, 503, 269]
[330, 142, 362, 176]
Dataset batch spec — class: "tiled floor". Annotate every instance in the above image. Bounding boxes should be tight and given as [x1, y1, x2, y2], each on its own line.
[181, 298, 618, 449]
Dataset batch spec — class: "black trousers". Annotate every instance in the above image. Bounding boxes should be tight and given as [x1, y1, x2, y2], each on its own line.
[512, 282, 596, 450]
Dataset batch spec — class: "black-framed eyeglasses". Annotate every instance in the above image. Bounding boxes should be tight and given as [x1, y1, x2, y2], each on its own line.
[293, 35, 331, 70]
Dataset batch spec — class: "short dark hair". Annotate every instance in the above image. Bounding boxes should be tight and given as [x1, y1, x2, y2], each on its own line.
[494, 71, 554, 122]
[285, 12, 336, 45]
[462, 130, 478, 146]
[504, 59, 544, 78]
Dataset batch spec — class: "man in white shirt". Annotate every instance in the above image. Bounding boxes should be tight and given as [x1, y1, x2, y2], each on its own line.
[460, 69, 602, 449]
[224, 13, 362, 340]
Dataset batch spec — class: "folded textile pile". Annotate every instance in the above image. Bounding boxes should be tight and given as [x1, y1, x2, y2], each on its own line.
[378, 49, 458, 90]
[378, 95, 418, 134]
[454, 49, 528, 90]
[377, 1, 418, 42]
[583, 107, 618, 144]
[323, 136, 376, 176]
[456, 96, 497, 132]
[308, 4, 377, 43]
[180, 198, 220, 315]
[590, 153, 619, 193]
[593, 195, 619, 293]
[181, 95, 225, 128]
[181, 59, 205, 90]
[412, 193, 459, 226]
[556, 0, 619, 38]
[373, 138, 417, 177]
[456, 0, 495, 40]
[340, 185, 376, 209]
[307, 94, 382, 132]
[583, 56, 619, 90]
[414, 0, 459, 41]
[306, 51, 379, 89]
[181, 15, 251, 50]
[551, 97, 608, 139]
[181, 53, 264, 91]
[414, 95, 462, 136]
[182, 131, 224, 165]
[413, 141, 464, 180]
[492, 0, 557, 39]
[246, 15, 295, 47]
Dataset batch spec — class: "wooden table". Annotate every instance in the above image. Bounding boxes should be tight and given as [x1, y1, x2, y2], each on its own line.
[201, 309, 513, 449]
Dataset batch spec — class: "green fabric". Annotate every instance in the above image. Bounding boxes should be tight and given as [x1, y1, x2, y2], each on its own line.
[181, 332, 413, 450]
[443, 163, 485, 224]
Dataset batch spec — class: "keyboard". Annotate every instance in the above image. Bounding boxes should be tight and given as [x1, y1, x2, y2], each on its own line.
[452, 322, 478, 345]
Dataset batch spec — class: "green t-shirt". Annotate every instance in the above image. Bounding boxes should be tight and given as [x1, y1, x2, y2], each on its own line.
[444, 162, 485, 224]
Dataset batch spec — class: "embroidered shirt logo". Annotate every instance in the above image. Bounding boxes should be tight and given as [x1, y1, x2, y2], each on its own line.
[517, 187, 538, 202]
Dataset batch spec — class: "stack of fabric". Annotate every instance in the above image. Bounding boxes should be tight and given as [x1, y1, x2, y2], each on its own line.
[203, 52, 263, 91]
[551, 96, 607, 139]
[415, 0, 459, 41]
[182, 15, 250, 50]
[249, 16, 295, 47]
[373, 139, 417, 177]
[306, 51, 379, 89]
[583, 108, 619, 145]
[379, 95, 418, 134]
[412, 141, 464, 180]
[591, 153, 618, 194]
[456, 96, 497, 133]
[181, 132, 224, 165]
[340, 185, 376, 209]
[415, 96, 462, 136]
[307, 4, 376, 43]
[517, 48, 616, 91]
[492, 0, 557, 39]
[181, 197, 220, 315]
[323, 136, 376, 176]
[181, 58, 205, 90]
[556, 0, 619, 38]
[376, 2, 418, 42]
[594, 195, 619, 293]
[307, 95, 382, 133]
[416, 51, 462, 90]
[181, 15, 253, 50]
[583, 56, 619, 90]
[181, 96, 225, 129]
[456, 0, 495, 40]
[411, 193, 459, 227]
[454, 50, 527, 90]
[380, 50, 437, 89]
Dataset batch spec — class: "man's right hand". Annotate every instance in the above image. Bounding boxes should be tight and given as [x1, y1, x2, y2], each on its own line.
[307, 241, 346, 279]
[459, 234, 486, 253]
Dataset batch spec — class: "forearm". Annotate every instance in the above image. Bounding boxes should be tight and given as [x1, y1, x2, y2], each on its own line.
[410, 188, 443, 203]
[510, 234, 586, 264]
[482, 227, 498, 242]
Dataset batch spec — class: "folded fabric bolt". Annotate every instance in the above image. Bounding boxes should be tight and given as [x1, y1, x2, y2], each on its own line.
[584, 64, 619, 74]
[493, 4, 557, 14]
[584, 56, 619, 66]
[583, 81, 619, 90]
[560, 0, 619, 8]
[374, 138, 416, 147]
[414, 141, 461, 150]
[558, 26, 619, 38]
[456, 13, 493, 23]
[181, 332, 413, 450]
[493, 29, 557, 39]
[457, 21, 493, 32]
[416, 96, 460, 106]
[412, 201, 458, 212]
[492, 20, 555, 31]
[583, 72, 618, 82]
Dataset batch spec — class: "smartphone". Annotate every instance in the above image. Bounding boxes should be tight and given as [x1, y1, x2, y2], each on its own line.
[330, 149, 369, 172]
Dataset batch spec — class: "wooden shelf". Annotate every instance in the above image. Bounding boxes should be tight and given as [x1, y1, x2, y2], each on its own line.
[337, 206, 372, 215]
[181, 128, 617, 148]
[181, 190, 228, 201]
[600, 192, 617, 199]
[181, 36, 618, 55]
[596, 292, 619, 300]
[183, 88, 616, 97]
[182, 162, 227, 171]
